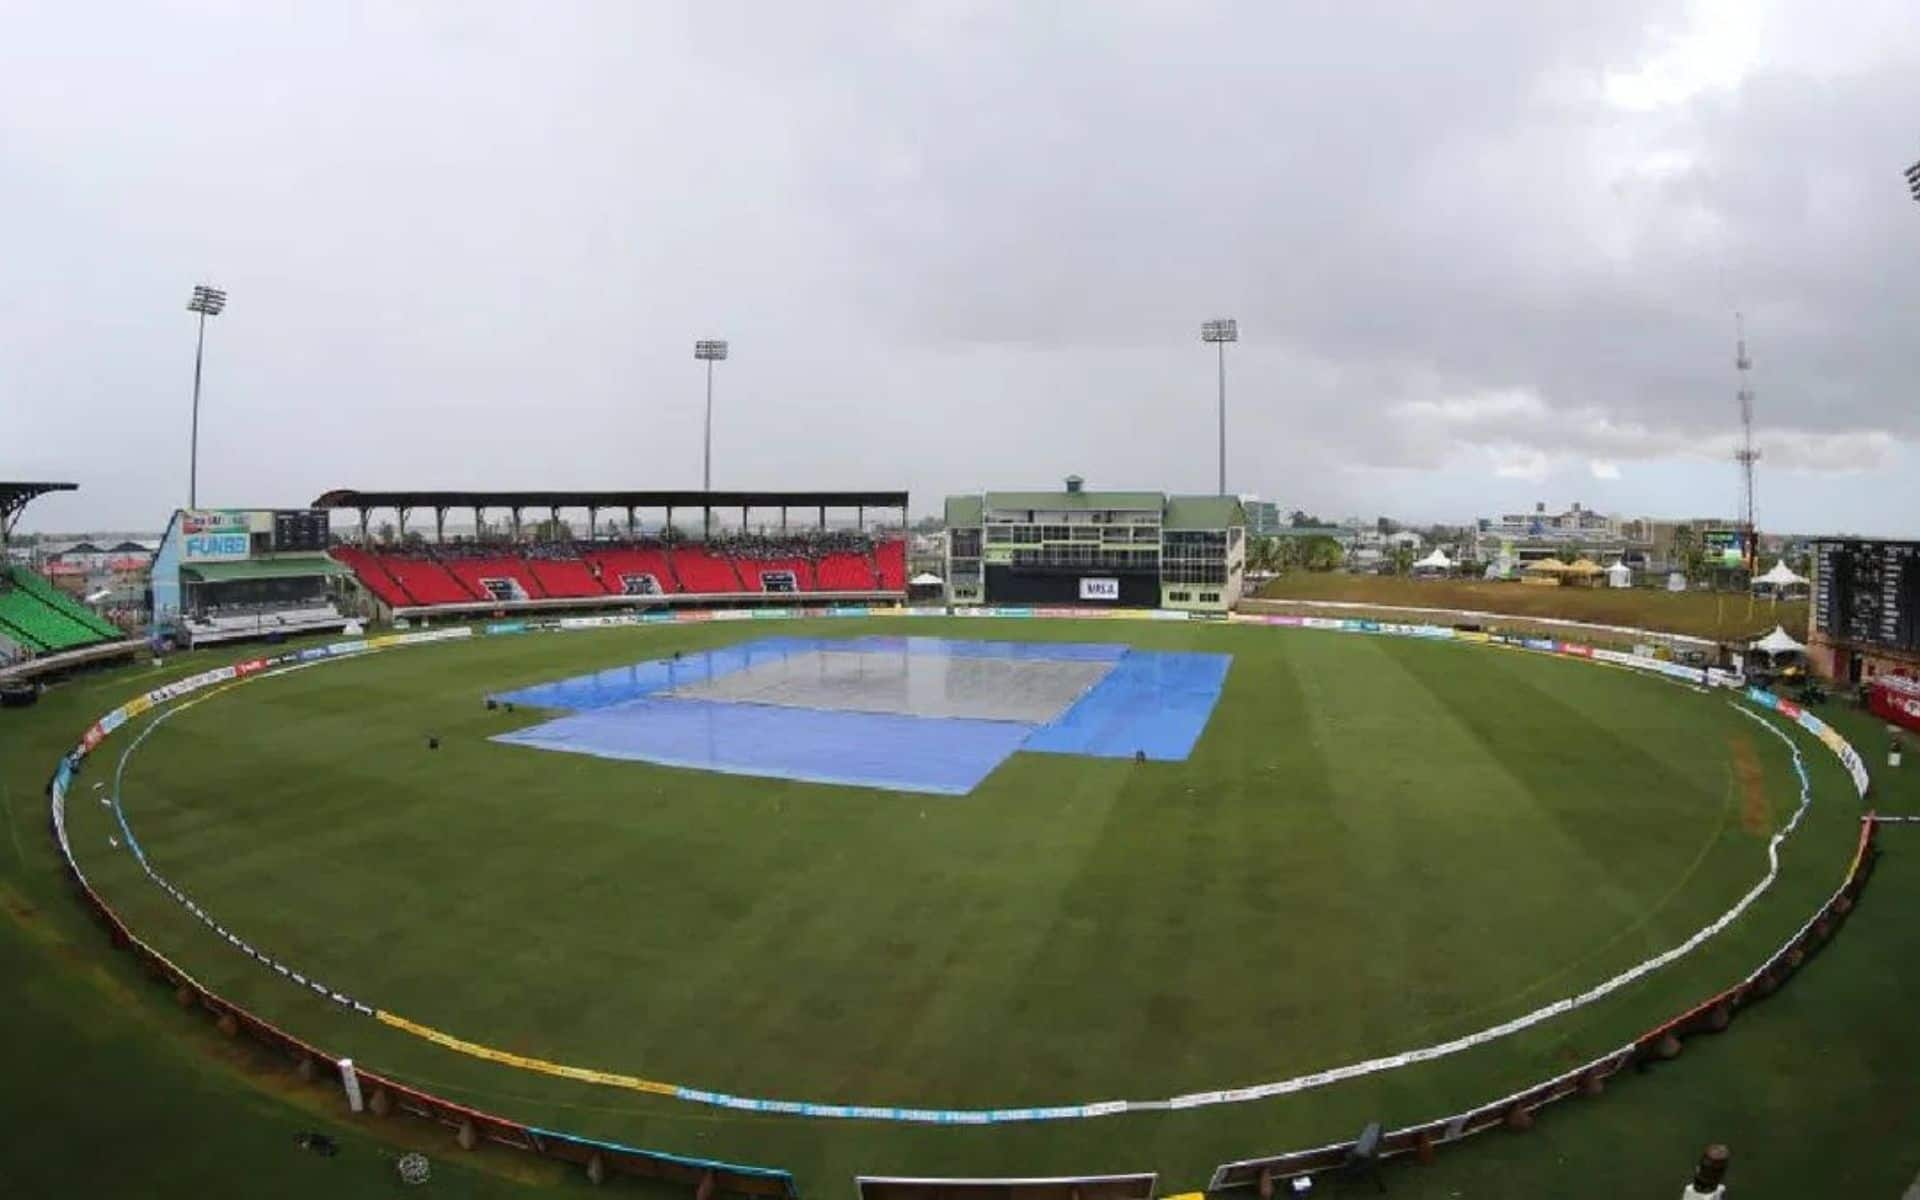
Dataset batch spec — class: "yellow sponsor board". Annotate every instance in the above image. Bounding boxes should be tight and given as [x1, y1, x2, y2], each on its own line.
[375, 1010, 678, 1096]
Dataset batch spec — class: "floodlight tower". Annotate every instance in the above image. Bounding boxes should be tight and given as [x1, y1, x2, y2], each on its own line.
[1904, 157, 1920, 202]
[1733, 312, 1760, 573]
[1201, 318, 1238, 495]
[694, 338, 729, 492]
[185, 283, 227, 508]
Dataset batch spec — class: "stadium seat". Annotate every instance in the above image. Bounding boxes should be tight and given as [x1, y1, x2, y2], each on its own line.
[329, 546, 414, 608]
[379, 556, 478, 605]
[670, 545, 744, 594]
[737, 556, 815, 592]
[7, 567, 121, 641]
[816, 551, 878, 592]
[583, 546, 677, 594]
[0, 574, 116, 652]
[445, 557, 545, 603]
[874, 539, 906, 591]
[527, 559, 603, 598]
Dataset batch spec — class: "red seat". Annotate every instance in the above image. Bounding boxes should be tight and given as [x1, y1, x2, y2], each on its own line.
[817, 552, 877, 591]
[585, 548, 677, 594]
[875, 540, 906, 591]
[331, 547, 412, 608]
[382, 556, 477, 605]
[671, 546, 742, 593]
[446, 557, 545, 601]
[737, 556, 814, 591]
[528, 559, 602, 598]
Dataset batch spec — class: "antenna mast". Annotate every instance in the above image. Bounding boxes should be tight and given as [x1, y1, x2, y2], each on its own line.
[1733, 312, 1760, 573]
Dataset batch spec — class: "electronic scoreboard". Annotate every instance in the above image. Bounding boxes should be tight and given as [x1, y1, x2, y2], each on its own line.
[271, 509, 331, 553]
[1813, 539, 1920, 652]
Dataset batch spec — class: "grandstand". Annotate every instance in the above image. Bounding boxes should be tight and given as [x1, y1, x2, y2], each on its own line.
[312, 488, 909, 618]
[0, 482, 137, 677]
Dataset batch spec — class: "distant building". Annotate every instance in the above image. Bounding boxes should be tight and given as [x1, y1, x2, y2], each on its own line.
[1475, 501, 1649, 569]
[1239, 498, 1285, 537]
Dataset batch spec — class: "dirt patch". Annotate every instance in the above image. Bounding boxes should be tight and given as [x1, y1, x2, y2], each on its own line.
[1729, 733, 1771, 836]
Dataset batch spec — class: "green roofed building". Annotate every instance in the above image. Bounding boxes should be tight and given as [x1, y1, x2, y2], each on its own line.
[943, 477, 1246, 613]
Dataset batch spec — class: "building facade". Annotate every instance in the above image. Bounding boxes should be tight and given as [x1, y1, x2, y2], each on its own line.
[944, 479, 1246, 613]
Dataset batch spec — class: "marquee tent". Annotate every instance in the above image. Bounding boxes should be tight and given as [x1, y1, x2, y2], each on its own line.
[1751, 625, 1807, 657]
[1752, 560, 1809, 596]
[1605, 560, 1632, 588]
[1412, 548, 1452, 572]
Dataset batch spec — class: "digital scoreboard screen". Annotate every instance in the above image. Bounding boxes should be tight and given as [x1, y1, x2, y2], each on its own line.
[1814, 540, 1920, 652]
[271, 509, 331, 553]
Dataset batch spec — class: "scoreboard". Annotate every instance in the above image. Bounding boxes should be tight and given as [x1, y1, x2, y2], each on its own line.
[271, 510, 331, 553]
[1814, 539, 1920, 652]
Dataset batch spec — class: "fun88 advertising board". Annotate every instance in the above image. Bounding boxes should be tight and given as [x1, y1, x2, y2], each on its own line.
[181, 509, 260, 560]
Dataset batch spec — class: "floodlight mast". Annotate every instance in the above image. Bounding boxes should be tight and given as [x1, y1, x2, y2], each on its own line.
[694, 339, 729, 534]
[1201, 318, 1239, 495]
[185, 284, 228, 508]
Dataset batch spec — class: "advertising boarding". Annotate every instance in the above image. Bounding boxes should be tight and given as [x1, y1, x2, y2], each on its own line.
[1079, 577, 1120, 601]
[180, 509, 267, 562]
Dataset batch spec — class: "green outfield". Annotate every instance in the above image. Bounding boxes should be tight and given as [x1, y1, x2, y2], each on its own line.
[14, 616, 1885, 1194]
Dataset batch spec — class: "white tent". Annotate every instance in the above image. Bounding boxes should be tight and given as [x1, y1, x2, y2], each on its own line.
[1752, 560, 1809, 590]
[1605, 560, 1632, 589]
[909, 572, 945, 586]
[1751, 625, 1806, 656]
[1412, 547, 1452, 571]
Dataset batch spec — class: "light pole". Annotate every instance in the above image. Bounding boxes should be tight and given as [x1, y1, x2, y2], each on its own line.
[1905, 157, 1920, 202]
[1201, 318, 1238, 495]
[185, 284, 227, 508]
[694, 339, 729, 492]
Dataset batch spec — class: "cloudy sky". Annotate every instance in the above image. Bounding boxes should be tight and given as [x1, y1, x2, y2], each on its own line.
[6, 1, 1918, 535]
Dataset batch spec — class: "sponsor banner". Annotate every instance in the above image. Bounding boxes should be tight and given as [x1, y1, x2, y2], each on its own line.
[485, 621, 529, 635]
[234, 658, 268, 678]
[1079, 577, 1120, 601]
[1523, 638, 1558, 652]
[1454, 630, 1492, 644]
[1557, 643, 1594, 658]
[80, 724, 106, 752]
[1301, 616, 1345, 631]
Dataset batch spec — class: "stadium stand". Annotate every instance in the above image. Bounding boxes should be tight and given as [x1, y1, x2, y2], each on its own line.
[0, 566, 122, 653]
[583, 545, 677, 595]
[328, 545, 413, 608]
[668, 544, 746, 594]
[818, 550, 879, 591]
[875, 539, 906, 592]
[328, 532, 908, 615]
[444, 556, 546, 603]
[526, 557, 604, 599]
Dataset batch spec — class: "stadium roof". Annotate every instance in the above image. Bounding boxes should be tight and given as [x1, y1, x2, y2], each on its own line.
[981, 490, 1167, 512]
[311, 488, 908, 512]
[2, 481, 78, 542]
[183, 556, 344, 583]
[944, 495, 984, 528]
[1163, 496, 1247, 530]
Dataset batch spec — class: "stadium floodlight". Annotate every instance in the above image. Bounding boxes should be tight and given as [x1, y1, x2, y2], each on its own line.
[185, 284, 229, 508]
[1906, 158, 1920, 202]
[1201, 318, 1239, 495]
[694, 339, 729, 493]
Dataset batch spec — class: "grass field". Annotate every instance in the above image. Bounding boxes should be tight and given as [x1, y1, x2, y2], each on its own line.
[1254, 572, 1810, 644]
[16, 615, 1884, 1194]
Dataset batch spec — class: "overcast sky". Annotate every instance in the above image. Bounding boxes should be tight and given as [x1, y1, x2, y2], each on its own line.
[6, 1, 1918, 535]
